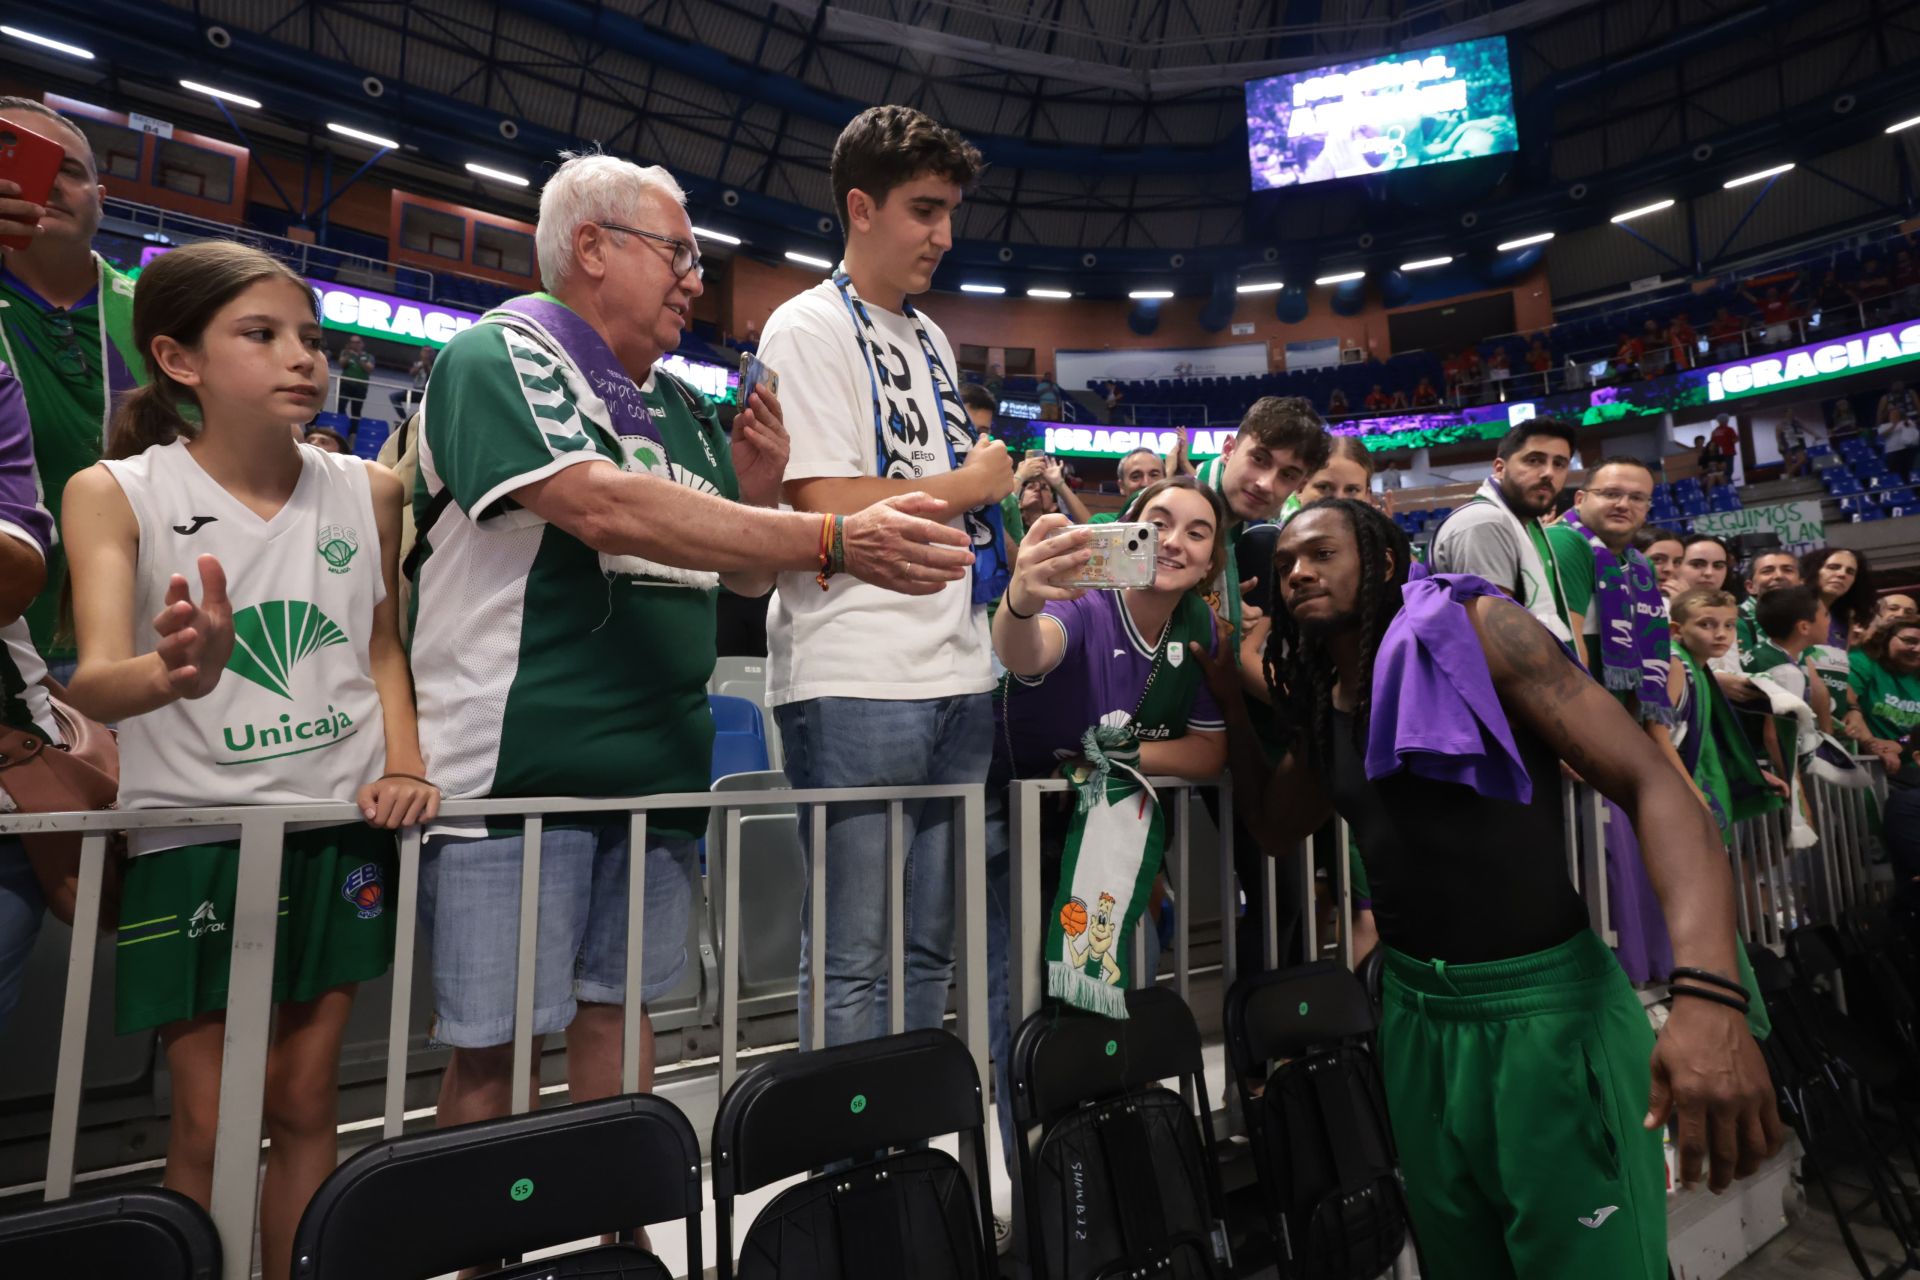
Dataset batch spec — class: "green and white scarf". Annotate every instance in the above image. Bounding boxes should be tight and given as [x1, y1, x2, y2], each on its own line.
[1043, 592, 1211, 1018]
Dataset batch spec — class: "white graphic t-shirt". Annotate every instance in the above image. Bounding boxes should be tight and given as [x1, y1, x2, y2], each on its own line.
[761, 280, 991, 706]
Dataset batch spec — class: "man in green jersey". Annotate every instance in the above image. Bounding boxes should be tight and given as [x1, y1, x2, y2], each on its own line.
[1192, 395, 1329, 655]
[411, 152, 974, 1131]
[0, 97, 143, 679]
[1736, 550, 1801, 660]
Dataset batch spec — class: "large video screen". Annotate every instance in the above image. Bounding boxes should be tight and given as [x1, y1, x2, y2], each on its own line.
[1246, 37, 1518, 190]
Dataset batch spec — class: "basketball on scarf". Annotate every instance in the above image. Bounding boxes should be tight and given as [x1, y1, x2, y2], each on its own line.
[1060, 898, 1088, 937]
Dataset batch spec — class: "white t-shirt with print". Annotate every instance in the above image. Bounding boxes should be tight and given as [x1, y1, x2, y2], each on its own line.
[762, 280, 991, 707]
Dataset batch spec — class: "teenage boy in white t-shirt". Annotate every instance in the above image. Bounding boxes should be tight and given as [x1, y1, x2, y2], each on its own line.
[762, 105, 1016, 1048]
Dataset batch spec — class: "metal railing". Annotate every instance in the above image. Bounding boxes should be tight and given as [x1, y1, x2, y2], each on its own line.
[101, 198, 436, 300]
[11, 759, 1893, 1277]
[7, 784, 988, 1280]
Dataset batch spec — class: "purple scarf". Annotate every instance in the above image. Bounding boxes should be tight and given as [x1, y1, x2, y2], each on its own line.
[1365, 572, 1534, 805]
[493, 294, 664, 448]
[1558, 509, 1674, 726]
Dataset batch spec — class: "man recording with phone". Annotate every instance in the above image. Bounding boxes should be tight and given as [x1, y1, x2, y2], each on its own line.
[1017, 452, 1092, 526]
[0, 98, 141, 683]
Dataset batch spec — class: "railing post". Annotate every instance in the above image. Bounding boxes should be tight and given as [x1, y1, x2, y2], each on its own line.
[886, 799, 906, 1038]
[382, 827, 422, 1138]
[1216, 781, 1237, 993]
[43, 830, 108, 1200]
[1297, 838, 1317, 961]
[1172, 786, 1190, 1005]
[720, 806, 742, 1096]
[953, 787, 989, 1096]
[621, 811, 649, 1096]
[210, 815, 292, 1280]
[1334, 813, 1354, 971]
[808, 804, 827, 1052]
[510, 816, 544, 1114]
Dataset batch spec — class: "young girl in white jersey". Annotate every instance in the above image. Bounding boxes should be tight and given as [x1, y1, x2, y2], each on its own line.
[61, 241, 437, 1280]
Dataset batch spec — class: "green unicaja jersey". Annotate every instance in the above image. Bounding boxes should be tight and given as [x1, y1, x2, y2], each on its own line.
[409, 305, 738, 837]
[0, 255, 143, 660]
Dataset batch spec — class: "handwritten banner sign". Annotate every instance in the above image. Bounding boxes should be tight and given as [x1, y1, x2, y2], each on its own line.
[1687, 500, 1825, 555]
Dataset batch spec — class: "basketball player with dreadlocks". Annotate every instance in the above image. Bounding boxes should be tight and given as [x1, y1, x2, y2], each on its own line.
[1194, 499, 1782, 1280]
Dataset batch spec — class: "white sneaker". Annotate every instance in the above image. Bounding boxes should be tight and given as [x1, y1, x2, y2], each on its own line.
[995, 1214, 1014, 1256]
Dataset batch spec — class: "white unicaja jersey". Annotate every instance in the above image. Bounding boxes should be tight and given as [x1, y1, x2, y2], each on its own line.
[101, 440, 387, 854]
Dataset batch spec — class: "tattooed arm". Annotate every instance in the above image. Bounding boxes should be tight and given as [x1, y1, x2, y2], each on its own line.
[1469, 594, 1782, 1193]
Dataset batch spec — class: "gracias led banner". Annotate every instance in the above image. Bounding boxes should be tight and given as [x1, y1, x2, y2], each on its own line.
[1246, 36, 1518, 190]
[311, 281, 479, 347]
[1042, 314, 1920, 458]
[1706, 319, 1920, 402]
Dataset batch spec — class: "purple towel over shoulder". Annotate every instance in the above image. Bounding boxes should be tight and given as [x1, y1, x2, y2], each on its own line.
[1364, 571, 1533, 806]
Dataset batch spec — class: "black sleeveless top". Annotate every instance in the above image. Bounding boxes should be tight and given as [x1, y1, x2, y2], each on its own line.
[1330, 708, 1589, 963]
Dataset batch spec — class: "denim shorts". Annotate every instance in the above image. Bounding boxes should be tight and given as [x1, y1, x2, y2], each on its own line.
[418, 823, 696, 1049]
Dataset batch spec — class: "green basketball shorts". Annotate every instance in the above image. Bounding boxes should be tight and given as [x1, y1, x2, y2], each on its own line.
[115, 824, 398, 1034]
[1379, 929, 1667, 1280]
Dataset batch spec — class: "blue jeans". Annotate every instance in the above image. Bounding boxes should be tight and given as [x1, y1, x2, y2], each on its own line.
[776, 694, 992, 1050]
[0, 838, 43, 1038]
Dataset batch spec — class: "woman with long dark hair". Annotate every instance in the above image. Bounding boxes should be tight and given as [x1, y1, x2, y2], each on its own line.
[1803, 546, 1877, 647]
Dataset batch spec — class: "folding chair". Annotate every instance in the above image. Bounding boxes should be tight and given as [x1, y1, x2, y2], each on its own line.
[0, 1187, 219, 1279]
[291, 1095, 702, 1279]
[1010, 985, 1228, 1279]
[1224, 961, 1413, 1279]
[1748, 944, 1920, 1279]
[712, 1028, 993, 1279]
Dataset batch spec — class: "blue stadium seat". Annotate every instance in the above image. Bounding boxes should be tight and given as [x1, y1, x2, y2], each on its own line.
[712, 732, 771, 781]
[709, 693, 764, 738]
[351, 420, 390, 458]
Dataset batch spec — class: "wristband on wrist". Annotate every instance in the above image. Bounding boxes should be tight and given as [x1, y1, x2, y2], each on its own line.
[1667, 966, 1748, 999]
[379, 771, 436, 789]
[814, 512, 839, 590]
[1003, 591, 1037, 620]
[1668, 983, 1751, 1015]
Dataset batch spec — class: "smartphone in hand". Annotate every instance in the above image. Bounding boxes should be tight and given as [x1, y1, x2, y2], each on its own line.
[739, 352, 780, 403]
[0, 120, 63, 252]
[1046, 521, 1158, 590]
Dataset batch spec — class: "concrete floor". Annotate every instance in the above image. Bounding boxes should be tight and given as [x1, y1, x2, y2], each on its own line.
[1725, 1180, 1917, 1280]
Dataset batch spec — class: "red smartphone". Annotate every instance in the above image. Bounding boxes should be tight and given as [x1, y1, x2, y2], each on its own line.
[0, 119, 63, 252]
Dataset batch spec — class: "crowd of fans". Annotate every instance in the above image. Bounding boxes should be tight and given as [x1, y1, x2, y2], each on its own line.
[0, 89, 1910, 1280]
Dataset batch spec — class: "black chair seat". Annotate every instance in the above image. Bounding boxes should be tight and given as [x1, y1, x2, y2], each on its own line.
[0, 1187, 218, 1279]
[292, 1095, 702, 1280]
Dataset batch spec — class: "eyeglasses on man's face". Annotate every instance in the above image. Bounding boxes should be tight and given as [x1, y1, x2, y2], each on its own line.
[596, 222, 702, 281]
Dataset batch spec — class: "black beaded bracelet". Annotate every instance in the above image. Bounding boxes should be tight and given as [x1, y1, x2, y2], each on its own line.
[1668, 983, 1752, 1015]
[1669, 967, 1749, 999]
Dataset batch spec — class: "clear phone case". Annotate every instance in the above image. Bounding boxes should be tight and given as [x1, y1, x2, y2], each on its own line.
[1049, 522, 1158, 590]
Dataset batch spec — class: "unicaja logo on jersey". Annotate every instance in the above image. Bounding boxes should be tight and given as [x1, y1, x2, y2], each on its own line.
[317, 524, 359, 574]
[226, 601, 350, 699]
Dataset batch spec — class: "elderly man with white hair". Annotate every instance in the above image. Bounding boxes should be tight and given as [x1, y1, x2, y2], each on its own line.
[410, 151, 974, 1130]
